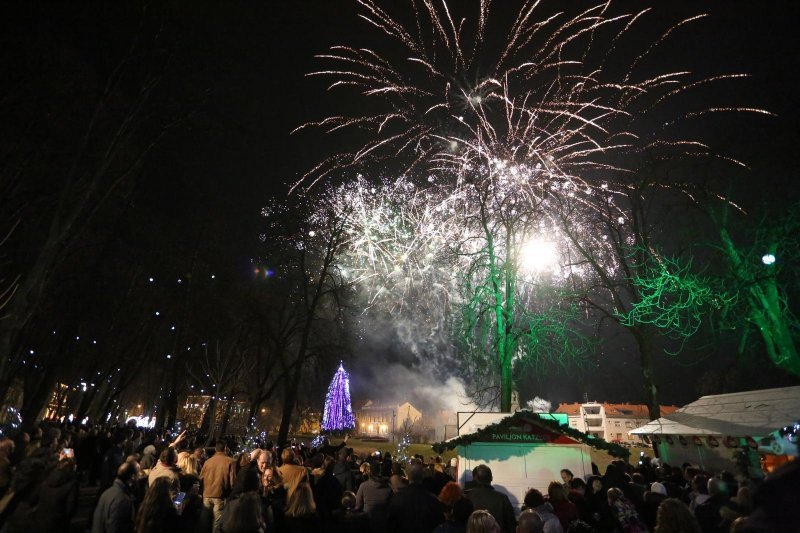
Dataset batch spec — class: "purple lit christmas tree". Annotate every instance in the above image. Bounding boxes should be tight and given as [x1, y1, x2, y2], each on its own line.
[321, 362, 356, 432]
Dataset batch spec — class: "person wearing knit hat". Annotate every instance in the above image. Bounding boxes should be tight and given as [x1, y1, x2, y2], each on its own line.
[642, 481, 669, 530]
[650, 482, 667, 496]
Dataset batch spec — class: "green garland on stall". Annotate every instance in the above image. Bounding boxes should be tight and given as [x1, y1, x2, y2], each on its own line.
[431, 411, 631, 458]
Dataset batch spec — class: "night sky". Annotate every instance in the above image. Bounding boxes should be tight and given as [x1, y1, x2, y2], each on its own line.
[3, 1, 799, 411]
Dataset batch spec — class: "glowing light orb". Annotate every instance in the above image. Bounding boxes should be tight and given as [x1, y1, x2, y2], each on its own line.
[520, 238, 559, 273]
[762, 253, 776, 265]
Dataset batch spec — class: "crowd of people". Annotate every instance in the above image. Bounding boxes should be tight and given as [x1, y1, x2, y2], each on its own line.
[0, 421, 796, 533]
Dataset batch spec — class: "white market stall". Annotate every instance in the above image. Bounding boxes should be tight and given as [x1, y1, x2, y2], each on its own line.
[630, 386, 800, 474]
[434, 411, 630, 513]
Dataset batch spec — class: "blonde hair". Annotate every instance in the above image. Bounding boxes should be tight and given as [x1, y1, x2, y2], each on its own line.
[285, 482, 316, 518]
[177, 454, 199, 476]
[466, 510, 501, 533]
[360, 462, 371, 477]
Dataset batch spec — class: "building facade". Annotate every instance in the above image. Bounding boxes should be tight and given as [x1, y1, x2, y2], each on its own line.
[556, 402, 678, 444]
[355, 400, 422, 439]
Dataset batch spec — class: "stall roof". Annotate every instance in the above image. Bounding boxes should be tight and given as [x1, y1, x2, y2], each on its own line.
[631, 386, 800, 437]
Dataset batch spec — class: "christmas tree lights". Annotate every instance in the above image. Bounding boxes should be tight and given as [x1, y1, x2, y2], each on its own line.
[321, 362, 355, 432]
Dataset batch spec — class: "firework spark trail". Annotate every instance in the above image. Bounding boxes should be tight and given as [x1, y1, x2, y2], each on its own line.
[291, 0, 771, 335]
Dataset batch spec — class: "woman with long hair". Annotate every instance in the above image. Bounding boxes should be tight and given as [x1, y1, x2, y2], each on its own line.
[220, 491, 265, 533]
[284, 481, 321, 533]
[135, 478, 180, 533]
[654, 498, 702, 533]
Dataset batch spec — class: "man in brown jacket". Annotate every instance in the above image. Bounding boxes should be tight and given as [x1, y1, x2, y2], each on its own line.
[200, 440, 236, 532]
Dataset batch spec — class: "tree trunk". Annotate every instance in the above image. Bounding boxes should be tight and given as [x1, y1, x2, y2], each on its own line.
[632, 327, 660, 421]
[200, 397, 217, 444]
[20, 368, 57, 427]
[218, 393, 235, 439]
[277, 365, 303, 445]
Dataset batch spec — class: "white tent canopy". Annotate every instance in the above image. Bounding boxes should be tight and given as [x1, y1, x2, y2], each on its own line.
[631, 386, 800, 437]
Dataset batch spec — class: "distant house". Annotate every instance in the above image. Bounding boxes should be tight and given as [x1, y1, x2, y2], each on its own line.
[556, 402, 679, 444]
[631, 386, 800, 473]
[355, 400, 422, 438]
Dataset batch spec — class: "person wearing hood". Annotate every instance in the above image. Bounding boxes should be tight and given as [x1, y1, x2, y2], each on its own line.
[523, 488, 563, 533]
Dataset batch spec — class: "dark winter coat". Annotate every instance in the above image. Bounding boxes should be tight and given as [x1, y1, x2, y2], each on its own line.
[355, 477, 393, 532]
[387, 483, 443, 533]
[465, 484, 516, 533]
[92, 479, 135, 533]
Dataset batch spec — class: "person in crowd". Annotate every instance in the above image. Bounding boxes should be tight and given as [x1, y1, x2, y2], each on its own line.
[546, 481, 578, 530]
[140, 445, 157, 472]
[559, 470, 574, 492]
[177, 452, 200, 493]
[694, 477, 729, 533]
[641, 481, 668, 531]
[653, 497, 701, 533]
[334, 448, 356, 492]
[235, 452, 252, 476]
[566, 478, 591, 524]
[194, 447, 208, 470]
[431, 462, 453, 495]
[318, 435, 350, 459]
[516, 509, 544, 533]
[607, 487, 647, 533]
[0, 453, 51, 531]
[220, 491, 265, 533]
[585, 475, 613, 530]
[358, 462, 371, 489]
[732, 459, 799, 531]
[333, 490, 370, 533]
[101, 431, 128, 492]
[278, 447, 310, 498]
[465, 465, 516, 533]
[149, 447, 181, 496]
[435, 496, 475, 533]
[522, 488, 562, 533]
[263, 463, 286, 529]
[200, 440, 237, 532]
[688, 474, 711, 513]
[313, 455, 344, 526]
[134, 477, 181, 533]
[284, 481, 321, 533]
[229, 450, 263, 499]
[626, 473, 647, 507]
[388, 462, 407, 494]
[387, 463, 443, 533]
[719, 486, 752, 531]
[439, 480, 463, 511]
[466, 509, 502, 533]
[34, 456, 80, 531]
[92, 461, 139, 533]
[355, 460, 392, 533]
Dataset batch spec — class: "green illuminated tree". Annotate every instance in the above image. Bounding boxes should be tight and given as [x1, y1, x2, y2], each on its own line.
[620, 203, 800, 379]
[452, 175, 590, 412]
[715, 206, 800, 376]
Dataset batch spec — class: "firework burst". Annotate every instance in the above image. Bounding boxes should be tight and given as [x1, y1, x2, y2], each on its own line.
[293, 0, 771, 410]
